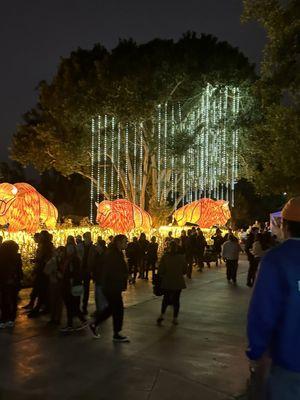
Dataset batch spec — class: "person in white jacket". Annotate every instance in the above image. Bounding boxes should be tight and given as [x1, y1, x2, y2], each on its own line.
[222, 235, 242, 284]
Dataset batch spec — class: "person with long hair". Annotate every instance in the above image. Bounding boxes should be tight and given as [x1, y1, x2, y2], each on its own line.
[157, 240, 187, 326]
[0, 240, 23, 328]
[89, 235, 129, 342]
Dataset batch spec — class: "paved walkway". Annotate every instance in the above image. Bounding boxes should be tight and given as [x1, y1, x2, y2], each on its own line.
[0, 259, 252, 400]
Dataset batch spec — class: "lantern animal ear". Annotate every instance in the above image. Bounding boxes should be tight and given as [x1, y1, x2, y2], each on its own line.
[11, 185, 18, 195]
[95, 202, 99, 207]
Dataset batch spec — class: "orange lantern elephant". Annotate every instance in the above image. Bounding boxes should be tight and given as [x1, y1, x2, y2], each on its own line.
[173, 198, 231, 229]
[0, 182, 58, 233]
[96, 199, 152, 233]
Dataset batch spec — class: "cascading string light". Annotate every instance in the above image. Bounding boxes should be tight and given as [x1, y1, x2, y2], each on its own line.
[139, 122, 143, 206]
[90, 118, 95, 223]
[117, 123, 121, 198]
[103, 115, 108, 197]
[125, 123, 129, 197]
[110, 117, 115, 199]
[133, 124, 137, 203]
[97, 115, 101, 202]
[171, 104, 175, 201]
[164, 103, 168, 201]
[157, 104, 162, 202]
[231, 87, 236, 207]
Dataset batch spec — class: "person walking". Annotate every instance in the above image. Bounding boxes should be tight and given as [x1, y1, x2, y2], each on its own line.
[44, 246, 65, 325]
[247, 197, 300, 399]
[0, 240, 23, 328]
[222, 234, 242, 284]
[137, 232, 149, 279]
[146, 236, 158, 280]
[92, 239, 107, 316]
[27, 231, 54, 318]
[245, 227, 259, 287]
[211, 228, 224, 266]
[156, 240, 187, 326]
[60, 244, 87, 332]
[81, 232, 96, 315]
[89, 235, 129, 342]
[247, 233, 268, 287]
[125, 237, 139, 284]
[195, 228, 207, 272]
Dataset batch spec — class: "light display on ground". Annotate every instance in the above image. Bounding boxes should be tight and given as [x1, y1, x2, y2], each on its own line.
[173, 198, 231, 228]
[0, 182, 58, 233]
[96, 199, 152, 234]
[90, 83, 243, 221]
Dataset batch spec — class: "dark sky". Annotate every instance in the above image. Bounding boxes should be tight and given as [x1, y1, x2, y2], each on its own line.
[0, 0, 266, 161]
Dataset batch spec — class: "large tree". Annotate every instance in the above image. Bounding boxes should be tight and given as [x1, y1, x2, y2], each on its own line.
[12, 33, 255, 215]
[241, 0, 300, 196]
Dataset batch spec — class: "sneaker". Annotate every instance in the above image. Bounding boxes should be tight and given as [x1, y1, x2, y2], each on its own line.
[156, 317, 164, 326]
[6, 321, 15, 328]
[60, 326, 74, 333]
[89, 323, 101, 339]
[75, 321, 88, 331]
[113, 334, 130, 343]
[0, 322, 8, 328]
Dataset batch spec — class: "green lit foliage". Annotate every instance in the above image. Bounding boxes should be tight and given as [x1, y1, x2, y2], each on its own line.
[241, 0, 300, 195]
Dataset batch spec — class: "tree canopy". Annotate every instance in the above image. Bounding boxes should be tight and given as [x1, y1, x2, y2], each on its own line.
[241, 0, 300, 196]
[12, 32, 255, 214]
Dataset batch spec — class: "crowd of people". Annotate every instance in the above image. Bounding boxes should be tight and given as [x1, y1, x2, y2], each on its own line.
[0, 225, 277, 340]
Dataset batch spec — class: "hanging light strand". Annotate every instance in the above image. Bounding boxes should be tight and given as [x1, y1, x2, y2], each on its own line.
[110, 117, 115, 199]
[103, 115, 108, 197]
[97, 115, 101, 202]
[157, 105, 162, 202]
[117, 123, 121, 198]
[90, 118, 95, 223]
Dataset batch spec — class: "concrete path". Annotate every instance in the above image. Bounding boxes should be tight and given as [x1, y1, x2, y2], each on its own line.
[0, 259, 252, 400]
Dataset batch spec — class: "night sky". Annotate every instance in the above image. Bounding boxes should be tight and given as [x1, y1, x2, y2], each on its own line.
[0, 0, 266, 161]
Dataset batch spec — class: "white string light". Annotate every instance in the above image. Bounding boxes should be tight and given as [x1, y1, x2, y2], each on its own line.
[90, 118, 95, 223]
[157, 104, 162, 202]
[97, 115, 101, 202]
[139, 123, 143, 205]
[125, 123, 129, 196]
[103, 115, 108, 196]
[110, 117, 115, 199]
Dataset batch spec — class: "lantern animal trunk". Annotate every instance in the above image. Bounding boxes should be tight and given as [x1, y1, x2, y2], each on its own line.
[96, 199, 152, 233]
[173, 198, 231, 229]
[0, 182, 58, 233]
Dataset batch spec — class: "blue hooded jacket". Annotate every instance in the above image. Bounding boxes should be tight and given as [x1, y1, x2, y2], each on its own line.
[247, 239, 300, 372]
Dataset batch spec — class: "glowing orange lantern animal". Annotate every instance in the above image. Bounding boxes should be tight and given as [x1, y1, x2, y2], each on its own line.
[173, 198, 231, 228]
[96, 199, 152, 233]
[0, 182, 58, 233]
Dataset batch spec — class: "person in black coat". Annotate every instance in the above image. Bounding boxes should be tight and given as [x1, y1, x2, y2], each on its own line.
[89, 235, 129, 342]
[60, 245, 87, 332]
[92, 240, 107, 315]
[0, 240, 23, 328]
[146, 236, 158, 280]
[126, 237, 139, 284]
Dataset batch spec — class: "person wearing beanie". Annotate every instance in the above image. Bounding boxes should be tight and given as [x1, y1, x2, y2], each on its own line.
[246, 197, 300, 399]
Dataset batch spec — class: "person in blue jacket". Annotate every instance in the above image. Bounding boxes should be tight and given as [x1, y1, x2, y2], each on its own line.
[247, 197, 300, 399]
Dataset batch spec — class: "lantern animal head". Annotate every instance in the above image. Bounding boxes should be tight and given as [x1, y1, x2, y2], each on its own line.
[0, 183, 18, 216]
[0, 182, 58, 233]
[96, 199, 152, 234]
[173, 198, 231, 229]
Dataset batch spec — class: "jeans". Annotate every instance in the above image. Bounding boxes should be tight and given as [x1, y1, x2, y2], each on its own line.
[267, 366, 300, 400]
[94, 284, 108, 314]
